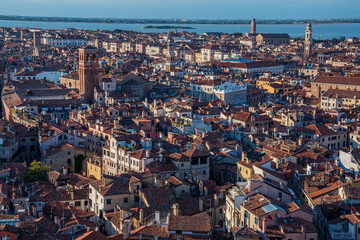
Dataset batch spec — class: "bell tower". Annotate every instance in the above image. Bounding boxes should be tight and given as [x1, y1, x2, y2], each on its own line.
[165, 32, 175, 72]
[33, 31, 41, 57]
[251, 18, 256, 34]
[304, 22, 312, 58]
[79, 46, 99, 103]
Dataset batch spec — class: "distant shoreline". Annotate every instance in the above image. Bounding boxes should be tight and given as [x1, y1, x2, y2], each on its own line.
[144, 25, 195, 29]
[1, 15, 360, 25]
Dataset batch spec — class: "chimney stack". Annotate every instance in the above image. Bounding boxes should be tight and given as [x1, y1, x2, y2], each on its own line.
[139, 209, 143, 224]
[155, 211, 160, 224]
[70, 191, 74, 201]
[214, 194, 219, 207]
[199, 181, 204, 196]
[199, 198, 204, 212]
[124, 219, 131, 236]
[242, 151, 247, 162]
[301, 225, 305, 239]
[262, 218, 267, 233]
[173, 203, 179, 216]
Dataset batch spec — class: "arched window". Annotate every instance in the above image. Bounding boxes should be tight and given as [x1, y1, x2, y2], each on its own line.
[64, 135, 68, 140]
[69, 82, 72, 88]
[58, 135, 63, 141]
[92, 53, 97, 61]
[86, 53, 90, 62]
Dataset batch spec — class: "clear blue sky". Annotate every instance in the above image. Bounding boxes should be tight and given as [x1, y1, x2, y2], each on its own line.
[1, 0, 359, 19]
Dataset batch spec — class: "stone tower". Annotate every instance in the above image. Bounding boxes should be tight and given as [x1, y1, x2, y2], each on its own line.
[79, 46, 99, 103]
[165, 32, 175, 72]
[33, 31, 41, 57]
[33, 31, 41, 48]
[251, 18, 256, 34]
[304, 22, 313, 58]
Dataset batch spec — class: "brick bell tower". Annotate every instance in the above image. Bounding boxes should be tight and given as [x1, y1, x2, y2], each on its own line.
[79, 46, 99, 103]
[165, 31, 175, 72]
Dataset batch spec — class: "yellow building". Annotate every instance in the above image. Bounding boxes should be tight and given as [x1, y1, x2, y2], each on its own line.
[87, 156, 102, 180]
[237, 160, 255, 182]
[263, 83, 293, 94]
[256, 78, 294, 94]
[256, 78, 275, 88]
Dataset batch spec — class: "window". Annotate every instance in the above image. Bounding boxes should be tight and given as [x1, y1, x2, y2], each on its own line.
[124, 197, 128, 203]
[75, 201, 81, 206]
[107, 199, 112, 205]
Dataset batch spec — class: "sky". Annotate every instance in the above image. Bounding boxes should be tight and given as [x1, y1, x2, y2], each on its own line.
[1, 0, 360, 19]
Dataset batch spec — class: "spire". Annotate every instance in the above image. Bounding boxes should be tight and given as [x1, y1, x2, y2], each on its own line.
[307, 21, 312, 30]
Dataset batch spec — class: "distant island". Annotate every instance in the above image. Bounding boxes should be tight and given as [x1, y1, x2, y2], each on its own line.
[1, 15, 360, 25]
[144, 25, 194, 29]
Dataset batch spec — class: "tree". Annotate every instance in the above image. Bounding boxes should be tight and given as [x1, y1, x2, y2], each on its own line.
[25, 160, 51, 182]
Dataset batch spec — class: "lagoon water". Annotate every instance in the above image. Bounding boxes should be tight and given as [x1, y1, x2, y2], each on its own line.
[1, 20, 360, 39]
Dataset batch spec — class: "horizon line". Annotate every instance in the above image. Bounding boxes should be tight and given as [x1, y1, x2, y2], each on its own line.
[1, 14, 360, 21]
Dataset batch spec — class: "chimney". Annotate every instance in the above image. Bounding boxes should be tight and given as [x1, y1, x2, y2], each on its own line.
[199, 181, 204, 196]
[262, 218, 267, 233]
[87, 227, 90, 232]
[301, 225, 305, 239]
[54, 216, 60, 225]
[139, 209, 143, 224]
[155, 211, 160, 224]
[124, 219, 131, 236]
[242, 151, 247, 162]
[199, 198, 204, 212]
[70, 191, 74, 201]
[298, 137, 303, 147]
[173, 203, 179, 216]
[214, 194, 219, 207]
